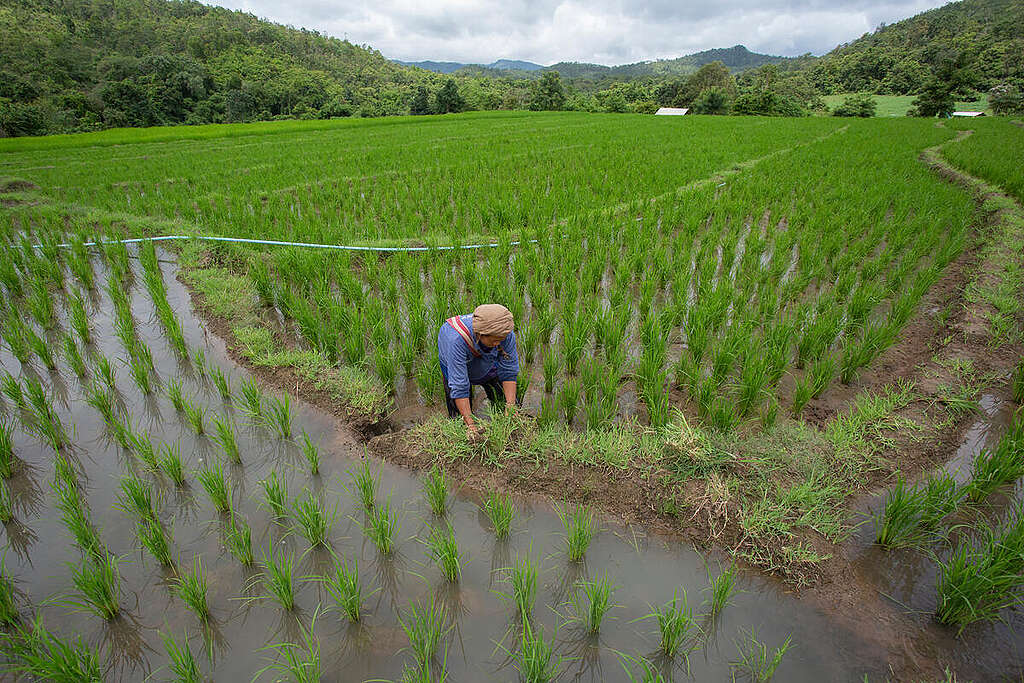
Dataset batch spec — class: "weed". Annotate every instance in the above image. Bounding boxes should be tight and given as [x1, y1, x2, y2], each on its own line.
[259, 545, 296, 610]
[557, 503, 597, 562]
[706, 565, 738, 615]
[68, 552, 121, 620]
[300, 431, 320, 475]
[158, 442, 187, 486]
[731, 630, 792, 682]
[425, 523, 462, 583]
[211, 416, 240, 464]
[422, 465, 449, 516]
[224, 514, 253, 566]
[363, 498, 400, 555]
[291, 489, 335, 547]
[565, 572, 615, 633]
[196, 458, 230, 513]
[160, 630, 202, 683]
[323, 557, 365, 622]
[265, 394, 292, 439]
[173, 556, 210, 622]
[137, 517, 173, 567]
[260, 471, 288, 518]
[482, 489, 515, 539]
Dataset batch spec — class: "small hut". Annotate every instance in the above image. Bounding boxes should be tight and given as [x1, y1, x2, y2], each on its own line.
[655, 107, 689, 116]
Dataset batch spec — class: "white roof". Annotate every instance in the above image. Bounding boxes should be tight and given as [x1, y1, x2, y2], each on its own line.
[951, 111, 985, 117]
[655, 107, 689, 116]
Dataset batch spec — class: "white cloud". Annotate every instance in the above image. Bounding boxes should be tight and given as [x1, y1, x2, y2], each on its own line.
[205, 0, 953, 64]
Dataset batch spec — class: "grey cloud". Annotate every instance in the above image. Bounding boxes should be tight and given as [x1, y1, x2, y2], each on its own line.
[209, 0, 950, 65]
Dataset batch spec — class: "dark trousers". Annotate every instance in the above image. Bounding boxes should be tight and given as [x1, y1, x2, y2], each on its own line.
[443, 373, 506, 418]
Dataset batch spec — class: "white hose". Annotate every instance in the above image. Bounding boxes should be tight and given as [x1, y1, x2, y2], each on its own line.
[37, 234, 537, 252]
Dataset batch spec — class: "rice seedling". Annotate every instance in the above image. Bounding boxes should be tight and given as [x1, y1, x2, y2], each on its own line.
[706, 565, 738, 615]
[265, 394, 293, 439]
[363, 498, 400, 554]
[0, 554, 18, 625]
[564, 572, 616, 634]
[158, 442, 187, 486]
[259, 545, 296, 610]
[543, 353, 559, 393]
[94, 355, 116, 391]
[400, 597, 449, 671]
[1012, 357, 1024, 404]
[127, 352, 153, 394]
[557, 503, 596, 562]
[348, 458, 378, 510]
[0, 615, 103, 682]
[24, 327, 56, 371]
[422, 465, 449, 516]
[196, 458, 230, 513]
[253, 614, 322, 683]
[128, 430, 159, 470]
[137, 517, 173, 567]
[300, 431, 320, 475]
[323, 556, 365, 622]
[538, 395, 558, 428]
[210, 366, 231, 400]
[0, 419, 17, 479]
[238, 377, 264, 419]
[62, 336, 87, 379]
[166, 379, 185, 412]
[182, 400, 206, 435]
[0, 482, 12, 523]
[559, 377, 581, 425]
[963, 416, 1024, 502]
[291, 489, 336, 547]
[619, 655, 667, 683]
[791, 375, 813, 418]
[260, 471, 288, 518]
[210, 416, 240, 464]
[514, 621, 559, 683]
[482, 489, 515, 539]
[69, 290, 91, 344]
[173, 556, 210, 621]
[26, 280, 55, 330]
[504, 552, 538, 620]
[160, 630, 202, 683]
[68, 552, 121, 620]
[875, 472, 961, 547]
[936, 502, 1024, 631]
[117, 473, 157, 521]
[1, 374, 25, 411]
[730, 630, 792, 682]
[425, 522, 462, 583]
[224, 513, 253, 566]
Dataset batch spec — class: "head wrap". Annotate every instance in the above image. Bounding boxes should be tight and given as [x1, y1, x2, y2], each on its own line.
[472, 303, 514, 337]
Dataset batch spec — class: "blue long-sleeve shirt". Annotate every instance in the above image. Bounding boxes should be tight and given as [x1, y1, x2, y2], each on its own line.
[437, 314, 519, 399]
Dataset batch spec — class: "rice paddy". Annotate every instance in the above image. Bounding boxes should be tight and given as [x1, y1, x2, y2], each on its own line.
[1, 111, 1022, 680]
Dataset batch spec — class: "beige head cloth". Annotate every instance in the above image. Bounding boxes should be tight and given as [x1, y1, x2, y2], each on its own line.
[472, 304, 514, 337]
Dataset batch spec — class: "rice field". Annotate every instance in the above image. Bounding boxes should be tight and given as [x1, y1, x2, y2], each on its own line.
[1, 110, 1024, 679]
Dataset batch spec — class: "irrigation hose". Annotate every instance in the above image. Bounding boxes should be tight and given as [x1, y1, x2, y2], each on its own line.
[35, 234, 539, 253]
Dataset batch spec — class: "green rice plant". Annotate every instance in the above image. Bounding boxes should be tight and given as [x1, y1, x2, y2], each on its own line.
[158, 442, 187, 486]
[363, 497, 399, 554]
[265, 394, 292, 439]
[182, 400, 206, 435]
[645, 590, 697, 659]
[160, 630, 202, 683]
[0, 615, 103, 682]
[425, 522, 462, 583]
[543, 353, 559, 393]
[62, 336, 87, 379]
[253, 613, 322, 683]
[1012, 357, 1024, 404]
[422, 465, 449, 516]
[514, 621, 559, 683]
[875, 473, 961, 547]
[300, 431, 319, 475]
[224, 513, 253, 566]
[209, 366, 231, 400]
[0, 418, 17, 479]
[400, 597, 449, 671]
[323, 556, 365, 622]
[117, 473, 156, 521]
[348, 458, 378, 510]
[259, 545, 296, 610]
[26, 280, 54, 330]
[2, 317, 30, 364]
[68, 552, 121, 620]
[128, 431, 159, 470]
[137, 517, 173, 567]
[0, 482, 12, 523]
[1, 374, 25, 411]
[85, 384, 117, 425]
[506, 552, 538, 620]
[963, 416, 1024, 502]
[25, 327, 56, 371]
[730, 630, 792, 682]
[166, 379, 185, 412]
[564, 572, 616, 634]
[173, 556, 210, 622]
[559, 377, 581, 425]
[210, 416, 240, 464]
[0, 554, 18, 625]
[260, 471, 288, 518]
[557, 503, 596, 563]
[482, 489, 515, 539]
[618, 655, 667, 683]
[936, 503, 1024, 631]
[537, 395, 558, 428]
[196, 458, 230, 513]
[128, 354, 152, 395]
[706, 565, 738, 616]
[69, 290, 91, 344]
[414, 356, 442, 401]
[291, 489, 336, 547]
[791, 375, 813, 418]
[91, 356, 115, 393]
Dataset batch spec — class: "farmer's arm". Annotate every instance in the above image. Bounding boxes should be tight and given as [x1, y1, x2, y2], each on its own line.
[498, 331, 520, 411]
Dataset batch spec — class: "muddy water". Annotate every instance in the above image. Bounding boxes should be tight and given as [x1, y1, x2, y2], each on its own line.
[0, 251, 1004, 681]
[842, 395, 1024, 680]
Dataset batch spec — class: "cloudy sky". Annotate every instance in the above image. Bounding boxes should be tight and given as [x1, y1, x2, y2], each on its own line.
[206, 0, 953, 65]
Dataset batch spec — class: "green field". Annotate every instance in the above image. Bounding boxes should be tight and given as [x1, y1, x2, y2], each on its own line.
[821, 93, 990, 117]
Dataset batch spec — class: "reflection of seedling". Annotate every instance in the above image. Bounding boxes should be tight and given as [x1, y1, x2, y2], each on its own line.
[323, 557, 365, 622]
[425, 523, 461, 583]
[137, 517, 173, 567]
[300, 431, 319, 475]
[211, 416, 240, 464]
[557, 503, 596, 563]
[564, 572, 616, 634]
[173, 556, 210, 622]
[69, 552, 122, 620]
[482, 489, 515, 539]
[260, 471, 288, 518]
[291, 489, 335, 547]
[196, 459, 229, 513]
[422, 465, 448, 516]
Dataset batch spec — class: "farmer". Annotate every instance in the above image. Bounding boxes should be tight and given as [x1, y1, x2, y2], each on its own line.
[437, 303, 519, 442]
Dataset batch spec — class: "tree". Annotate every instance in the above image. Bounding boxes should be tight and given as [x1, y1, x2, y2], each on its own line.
[910, 77, 955, 117]
[434, 79, 465, 114]
[679, 61, 736, 105]
[409, 85, 432, 115]
[832, 93, 877, 117]
[690, 87, 731, 114]
[529, 71, 566, 111]
[988, 81, 1024, 115]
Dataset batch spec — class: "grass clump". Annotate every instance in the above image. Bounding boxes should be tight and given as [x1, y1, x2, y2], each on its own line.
[425, 523, 462, 583]
[422, 465, 449, 516]
[557, 503, 597, 562]
[173, 556, 210, 622]
[731, 630, 792, 682]
[482, 489, 515, 539]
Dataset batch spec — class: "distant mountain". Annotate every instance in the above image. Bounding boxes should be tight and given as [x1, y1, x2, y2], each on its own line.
[397, 45, 788, 80]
